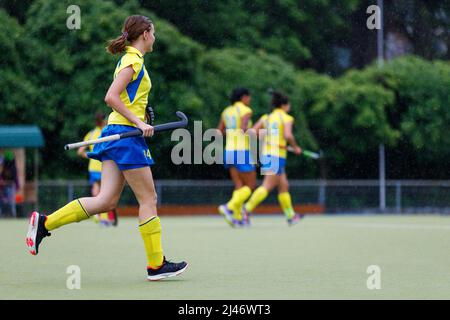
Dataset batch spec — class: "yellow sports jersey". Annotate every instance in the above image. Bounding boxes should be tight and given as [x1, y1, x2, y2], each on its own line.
[221, 101, 253, 151]
[83, 127, 103, 172]
[108, 46, 152, 127]
[260, 109, 294, 158]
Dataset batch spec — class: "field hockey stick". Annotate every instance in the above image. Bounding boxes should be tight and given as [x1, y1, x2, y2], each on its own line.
[64, 111, 188, 150]
[287, 146, 322, 159]
[265, 140, 322, 159]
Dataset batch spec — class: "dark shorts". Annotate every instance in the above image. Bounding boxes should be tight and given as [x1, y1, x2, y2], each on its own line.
[87, 124, 154, 171]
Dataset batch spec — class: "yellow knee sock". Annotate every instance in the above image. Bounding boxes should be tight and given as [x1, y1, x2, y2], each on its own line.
[244, 186, 269, 212]
[227, 190, 239, 207]
[44, 199, 90, 231]
[227, 187, 251, 209]
[139, 216, 164, 269]
[228, 190, 242, 220]
[278, 192, 295, 219]
[227, 186, 252, 220]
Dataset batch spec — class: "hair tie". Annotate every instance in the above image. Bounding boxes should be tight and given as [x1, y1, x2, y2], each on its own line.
[122, 31, 128, 39]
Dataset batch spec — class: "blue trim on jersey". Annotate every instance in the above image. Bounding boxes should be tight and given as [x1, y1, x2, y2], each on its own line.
[126, 65, 145, 103]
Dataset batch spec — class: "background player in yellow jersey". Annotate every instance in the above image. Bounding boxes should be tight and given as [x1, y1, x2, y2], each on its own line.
[26, 15, 188, 281]
[217, 88, 256, 227]
[77, 112, 118, 227]
[242, 90, 303, 226]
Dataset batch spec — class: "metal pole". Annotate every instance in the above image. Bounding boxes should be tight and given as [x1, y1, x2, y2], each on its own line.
[318, 179, 326, 206]
[156, 183, 163, 207]
[379, 144, 386, 211]
[377, 0, 384, 68]
[67, 182, 74, 203]
[377, 0, 386, 212]
[395, 181, 402, 213]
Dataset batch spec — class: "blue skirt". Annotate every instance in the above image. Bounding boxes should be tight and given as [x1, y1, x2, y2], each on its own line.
[260, 155, 286, 175]
[223, 150, 256, 173]
[88, 171, 101, 185]
[87, 125, 154, 171]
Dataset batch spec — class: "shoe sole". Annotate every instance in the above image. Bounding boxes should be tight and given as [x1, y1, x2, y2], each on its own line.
[240, 209, 251, 228]
[26, 211, 39, 255]
[147, 263, 189, 281]
[288, 215, 304, 226]
[218, 206, 235, 227]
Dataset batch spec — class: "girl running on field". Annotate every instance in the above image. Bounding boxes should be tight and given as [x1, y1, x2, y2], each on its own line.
[217, 88, 256, 227]
[242, 90, 303, 226]
[26, 15, 188, 281]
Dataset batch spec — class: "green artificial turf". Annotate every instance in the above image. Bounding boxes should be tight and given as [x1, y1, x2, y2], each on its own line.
[1, 215, 449, 299]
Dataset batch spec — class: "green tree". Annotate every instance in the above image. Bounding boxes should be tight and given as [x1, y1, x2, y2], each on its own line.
[307, 77, 399, 178]
[22, 0, 205, 178]
[381, 57, 450, 178]
[338, 56, 450, 178]
[0, 10, 39, 125]
[1, 1, 448, 180]
[0, 0, 33, 23]
[139, 0, 360, 72]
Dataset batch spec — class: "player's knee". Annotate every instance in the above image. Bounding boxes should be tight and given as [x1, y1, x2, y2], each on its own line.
[136, 192, 157, 207]
[104, 202, 116, 212]
[235, 182, 244, 189]
[278, 184, 289, 193]
[147, 193, 158, 206]
[96, 196, 117, 212]
[100, 201, 115, 212]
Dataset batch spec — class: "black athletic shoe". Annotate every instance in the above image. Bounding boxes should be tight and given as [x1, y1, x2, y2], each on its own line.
[26, 211, 51, 255]
[147, 257, 188, 281]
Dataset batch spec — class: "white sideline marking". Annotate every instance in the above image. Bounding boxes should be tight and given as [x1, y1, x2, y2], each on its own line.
[340, 222, 450, 230]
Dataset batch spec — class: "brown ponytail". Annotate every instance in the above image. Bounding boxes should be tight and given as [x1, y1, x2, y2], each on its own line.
[106, 15, 153, 55]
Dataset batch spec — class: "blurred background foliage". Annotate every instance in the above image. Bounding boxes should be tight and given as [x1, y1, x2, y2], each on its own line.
[0, 0, 449, 179]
